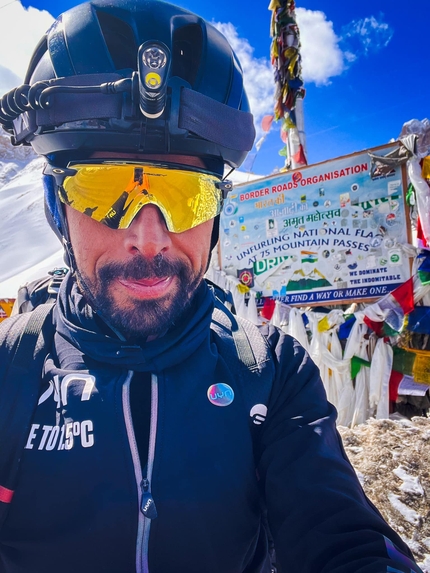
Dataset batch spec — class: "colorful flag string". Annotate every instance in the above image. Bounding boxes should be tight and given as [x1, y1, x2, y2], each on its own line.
[269, 0, 307, 170]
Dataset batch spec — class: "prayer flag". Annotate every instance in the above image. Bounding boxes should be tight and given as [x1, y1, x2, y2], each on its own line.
[391, 277, 414, 315]
[412, 351, 430, 385]
[241, 152, 257, 173]
[363, 316, 384, 337]
[406, 306, 430, 333]
[255, 136, 265, 152]
[268, 0, 281, 10]
[261, 298, 276, 320]
[236, 283, 250, 294]
[261, 115, 274, 132]
[416, 216, 428, 249]
[383, 308, 404, 334]
[338, 316, 356, 339]
[351, 356, 371, 380]
[317, 316, 330, 333]
[422, 155, 430, 181]
[417, 252, 430, 273]
[280, 128, 288, 143]
[418, 269, 430, 286]
[417, 252, 430, 285]
[292, 144, 307, 166]
[389, 370, 403, 402]
[383, 323, 401, 337]
[392, 347, 415, 376]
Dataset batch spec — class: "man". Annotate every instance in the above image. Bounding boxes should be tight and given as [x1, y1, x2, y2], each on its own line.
[0, 1, 423, 572]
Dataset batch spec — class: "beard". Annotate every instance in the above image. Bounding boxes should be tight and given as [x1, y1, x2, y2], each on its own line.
[75, 253, 204, 341]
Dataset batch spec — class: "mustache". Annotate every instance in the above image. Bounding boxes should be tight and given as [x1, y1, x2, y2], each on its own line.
[97, 254, 187, 283]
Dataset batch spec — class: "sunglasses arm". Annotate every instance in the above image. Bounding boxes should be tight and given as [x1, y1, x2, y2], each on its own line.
[43, 163, 78, 186]
[217, 180, 233, 200]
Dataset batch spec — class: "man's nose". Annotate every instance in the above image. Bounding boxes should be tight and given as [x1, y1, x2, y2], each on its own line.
[123, 204, 172, 258]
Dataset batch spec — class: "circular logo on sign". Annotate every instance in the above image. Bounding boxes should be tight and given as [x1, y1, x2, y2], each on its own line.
[371, 236, 383, 248]
[207, 384, 234, 407]
[239, 270, 253, 286]
[224, 202, 238, 216]
[386, 213, 396, 226]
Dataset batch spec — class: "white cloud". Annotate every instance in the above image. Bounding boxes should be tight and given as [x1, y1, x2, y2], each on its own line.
[294, 9, 393, 85]
[213, 22, 275, 137]
[341, 15, 394, 56]
[0, 1, 54, 91]
[296, 8, 345, 86]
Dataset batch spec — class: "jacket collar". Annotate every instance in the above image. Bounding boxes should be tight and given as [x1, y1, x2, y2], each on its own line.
[54, 273, 214, 372]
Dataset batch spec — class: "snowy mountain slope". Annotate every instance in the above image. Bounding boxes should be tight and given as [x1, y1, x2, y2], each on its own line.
[0, 130, 44, 189]
[0, 133, 63, 298]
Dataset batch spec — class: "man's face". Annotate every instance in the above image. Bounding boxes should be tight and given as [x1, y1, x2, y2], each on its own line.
[65, 154, 215, 340]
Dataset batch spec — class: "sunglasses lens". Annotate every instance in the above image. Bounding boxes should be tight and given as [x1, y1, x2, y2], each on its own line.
[59, 164, 223, 233]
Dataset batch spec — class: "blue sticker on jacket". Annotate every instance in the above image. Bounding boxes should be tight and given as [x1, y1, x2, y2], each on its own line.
[207, 383, 234, 407]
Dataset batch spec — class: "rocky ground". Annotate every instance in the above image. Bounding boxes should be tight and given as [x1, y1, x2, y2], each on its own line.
[339, 417, 430, 572]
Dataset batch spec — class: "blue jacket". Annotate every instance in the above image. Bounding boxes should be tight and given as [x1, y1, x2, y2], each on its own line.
[0, 275, 423, 573]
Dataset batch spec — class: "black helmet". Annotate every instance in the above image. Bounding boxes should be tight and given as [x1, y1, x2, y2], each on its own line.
[0, 0, 255, 171]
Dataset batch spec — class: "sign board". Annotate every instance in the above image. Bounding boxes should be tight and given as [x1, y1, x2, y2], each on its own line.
[219, 144, 411, 306]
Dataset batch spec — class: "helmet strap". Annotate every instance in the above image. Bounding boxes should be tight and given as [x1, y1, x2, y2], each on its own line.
[43, 178, 77, 273]
[55, 197, 77, 273]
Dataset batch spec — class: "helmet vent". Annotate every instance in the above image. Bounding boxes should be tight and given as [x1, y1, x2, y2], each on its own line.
[95, 10, 137, 71]
[172, 24, 203, 87]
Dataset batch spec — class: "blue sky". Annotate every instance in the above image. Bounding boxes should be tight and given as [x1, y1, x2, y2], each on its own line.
[1, 0, 428, 176]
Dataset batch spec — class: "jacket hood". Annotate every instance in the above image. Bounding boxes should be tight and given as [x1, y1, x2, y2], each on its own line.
[54, 273, 214, 372]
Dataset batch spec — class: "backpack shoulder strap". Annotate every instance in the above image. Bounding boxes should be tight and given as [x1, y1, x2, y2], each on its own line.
[210, 296, 275, 436]
[0, 303, 55, 527]
[12, 267, 68, 315]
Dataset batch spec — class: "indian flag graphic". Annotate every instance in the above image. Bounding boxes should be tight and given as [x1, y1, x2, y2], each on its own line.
[301, 250, 318, 264]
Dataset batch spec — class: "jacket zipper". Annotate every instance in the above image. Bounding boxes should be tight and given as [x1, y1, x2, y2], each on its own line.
[123, 372, 159, 573]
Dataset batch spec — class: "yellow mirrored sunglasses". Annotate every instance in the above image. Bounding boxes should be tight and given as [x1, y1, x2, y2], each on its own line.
[45, 162, 232, 233]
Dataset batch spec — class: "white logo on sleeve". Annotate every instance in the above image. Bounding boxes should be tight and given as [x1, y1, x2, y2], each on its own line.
[60, 374, 96, 406]
[38, 374, 97, 407]
[250, 404, 267, 425]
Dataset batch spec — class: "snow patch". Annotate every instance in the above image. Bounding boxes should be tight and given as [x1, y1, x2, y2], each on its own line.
[388, 493, 421, 526]
[418, 554, 430, 573]
[393, 466, 424, 496]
